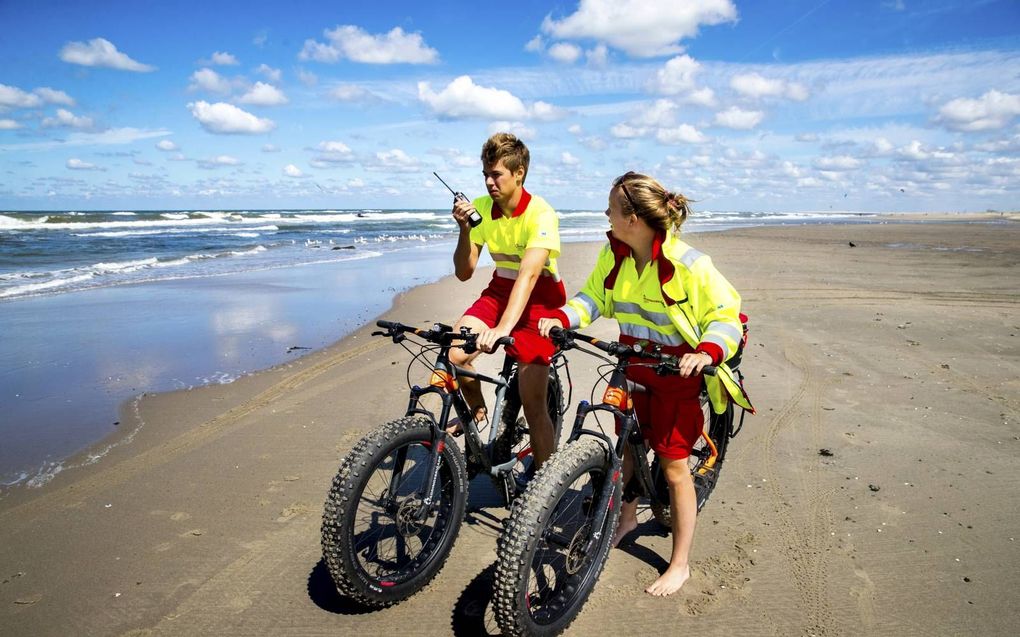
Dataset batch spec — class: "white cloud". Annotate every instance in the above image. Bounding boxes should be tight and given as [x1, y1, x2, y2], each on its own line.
[650, 55, 701, 95]
[297, 69, 318, 86]
[525, 36, 545, 53]
[488, 121, 537, 140]
[59, 38, 155, 72]
[586, 44, 609, 68]
[548, 42, 582, 64]
[369, 148, 421, 172]
[262, 143, 281, 153]
[283, 164, 304, 178]
[204, 51, 239, 66]
[41, 108, 94, 129]
[156, 140, 178, 151]
[937, 90, 1020, 132]
[189, 68, 232, 94]
[256, 64, 282, 82]
[418, 76, 528, 120]
[714, 106, 764, 129]
[66, 158, 101, 170]
[329, 84, 370, 102]
[0, 83, 43, 108]
[561, 151, 581, 165]
[730, 73, 808, 101]
[187, 101, 275, 134]
[348, 177, 365, 188]
[541, 0, 738, 58]
[637, 99, 678, 127]
[532, 101, 568, 121]
[0, 127, 170, 151]
[0, 119, 22, 130]
[198, 155, 242, 168]
[299, 25, 439, 64]
[656, 124, 707, 144]
[682, 87, 716, 107]
[813, 155, 861, 171]
[34, 87, 75, 106]
[611, 122, 647, 138]
[313, 140, 355, 164]
[238, 82, 289, 106]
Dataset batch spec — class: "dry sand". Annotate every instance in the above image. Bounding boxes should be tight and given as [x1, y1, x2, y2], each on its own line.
[1, 221, 1018, 636]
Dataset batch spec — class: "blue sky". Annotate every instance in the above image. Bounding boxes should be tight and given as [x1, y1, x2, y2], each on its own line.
[1, 0, 1018, 212]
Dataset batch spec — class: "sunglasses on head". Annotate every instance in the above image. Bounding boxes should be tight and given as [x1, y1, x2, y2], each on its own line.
[614, 172, 639, 212]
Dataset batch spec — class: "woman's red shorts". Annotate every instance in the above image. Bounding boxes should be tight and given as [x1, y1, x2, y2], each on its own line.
[618, 335, 704, 460]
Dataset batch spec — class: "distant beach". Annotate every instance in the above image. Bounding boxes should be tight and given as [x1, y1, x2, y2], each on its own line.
[0, 207, 997, 491]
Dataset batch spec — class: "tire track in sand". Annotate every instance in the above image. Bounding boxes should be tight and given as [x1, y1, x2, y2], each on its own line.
[733, 332, 843, 636]
[0, 338, 386, 528]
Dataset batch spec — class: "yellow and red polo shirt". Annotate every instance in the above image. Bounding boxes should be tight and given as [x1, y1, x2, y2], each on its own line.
[469, 188, 562, 299]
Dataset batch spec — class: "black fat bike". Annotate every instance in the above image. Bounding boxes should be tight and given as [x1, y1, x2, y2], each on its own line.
[321, 320, 567, 608]
[493, 327, 747, 636]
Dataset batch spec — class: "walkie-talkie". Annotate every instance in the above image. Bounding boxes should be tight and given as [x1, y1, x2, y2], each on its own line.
[433, 172, 482, 227]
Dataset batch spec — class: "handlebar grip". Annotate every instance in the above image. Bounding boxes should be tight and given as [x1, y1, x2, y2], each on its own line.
[702, 365, 717, 376]
[495, 336, 515, 347]
[376, 319, 398, 330]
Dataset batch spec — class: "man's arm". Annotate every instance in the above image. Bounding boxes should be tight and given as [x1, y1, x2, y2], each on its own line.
[477, 246, 549, 351]
[452, 199, 481, 281]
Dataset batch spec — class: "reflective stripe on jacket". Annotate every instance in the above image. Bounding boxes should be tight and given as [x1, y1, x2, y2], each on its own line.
[561, 231, 753, 414]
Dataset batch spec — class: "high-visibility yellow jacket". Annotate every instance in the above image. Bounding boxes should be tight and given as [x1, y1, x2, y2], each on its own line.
[554, 231, 753, 414]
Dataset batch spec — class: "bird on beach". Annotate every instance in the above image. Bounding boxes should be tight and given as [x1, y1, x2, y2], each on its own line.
[849, 241, 856, 247]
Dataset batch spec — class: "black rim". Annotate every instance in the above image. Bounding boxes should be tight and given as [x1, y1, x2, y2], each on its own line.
[348, 440, 455, 586]
[524, 466, 609, 626]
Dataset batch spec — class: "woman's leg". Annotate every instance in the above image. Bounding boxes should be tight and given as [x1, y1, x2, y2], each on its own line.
[646, 455, 696, 596]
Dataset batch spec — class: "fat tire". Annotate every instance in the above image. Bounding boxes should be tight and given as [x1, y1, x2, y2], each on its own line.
[494, 437, 620, 637]
[321, 416, 467, 607]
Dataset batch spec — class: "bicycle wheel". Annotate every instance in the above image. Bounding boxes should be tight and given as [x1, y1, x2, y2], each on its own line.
[651, 395, 734, 526]
[494, 437, 619, 637]
[321, 416, 468, 607]
[494, 366, 564, 487]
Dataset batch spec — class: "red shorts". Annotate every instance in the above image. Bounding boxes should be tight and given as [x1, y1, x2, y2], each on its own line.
[463, 274, 566, 365]
[617, 335, 704, 460]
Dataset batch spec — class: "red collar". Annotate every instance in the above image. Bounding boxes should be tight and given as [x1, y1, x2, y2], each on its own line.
[604, 230, 677, 305]
[491, 188, 531, 219]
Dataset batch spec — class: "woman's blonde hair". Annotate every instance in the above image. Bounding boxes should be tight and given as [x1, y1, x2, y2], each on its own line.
[613, 171, 692, 235]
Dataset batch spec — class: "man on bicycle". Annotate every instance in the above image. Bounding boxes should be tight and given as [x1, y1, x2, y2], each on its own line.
[447, 132, 565, 469]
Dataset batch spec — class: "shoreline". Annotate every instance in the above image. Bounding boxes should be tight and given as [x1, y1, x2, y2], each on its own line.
[2, 220, 1018, 636]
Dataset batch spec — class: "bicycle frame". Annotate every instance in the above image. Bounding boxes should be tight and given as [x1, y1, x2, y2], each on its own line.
[549, 328, 722, 555]
[377, 320, 565, 515]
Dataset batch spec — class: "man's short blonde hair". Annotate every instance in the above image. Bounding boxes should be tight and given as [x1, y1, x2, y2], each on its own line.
[481, 132, 530, 183]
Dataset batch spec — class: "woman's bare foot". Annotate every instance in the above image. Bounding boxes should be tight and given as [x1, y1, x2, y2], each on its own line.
[611, 515, 639, 548]
[645, 564, 690, 596]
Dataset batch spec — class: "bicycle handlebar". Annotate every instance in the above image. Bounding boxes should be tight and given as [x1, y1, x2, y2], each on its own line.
[374, 320, 514, 351]
[550, 326, 716, 376]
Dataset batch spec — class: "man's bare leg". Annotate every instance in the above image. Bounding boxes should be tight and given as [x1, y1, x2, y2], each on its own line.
[611, 447, 639, 547]
[516, 362, 554, 468]
[446, 315, 489, 432]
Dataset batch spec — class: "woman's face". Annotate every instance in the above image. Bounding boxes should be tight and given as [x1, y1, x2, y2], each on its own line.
[606, 186, 633, 241]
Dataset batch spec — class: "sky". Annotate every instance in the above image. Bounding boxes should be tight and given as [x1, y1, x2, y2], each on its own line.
[0, 0, 1018, 212]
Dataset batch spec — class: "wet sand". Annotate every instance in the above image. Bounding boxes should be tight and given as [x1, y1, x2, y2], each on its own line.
[1, 220, 1018, 636]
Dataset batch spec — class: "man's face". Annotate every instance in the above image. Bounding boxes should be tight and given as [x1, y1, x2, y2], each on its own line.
[483, 159, 524, 205]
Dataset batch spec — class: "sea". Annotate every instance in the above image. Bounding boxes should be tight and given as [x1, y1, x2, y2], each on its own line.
[0, 207, 877, 493]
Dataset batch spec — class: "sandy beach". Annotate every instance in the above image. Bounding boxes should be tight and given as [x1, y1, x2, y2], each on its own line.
[1, 220, 1018, 636]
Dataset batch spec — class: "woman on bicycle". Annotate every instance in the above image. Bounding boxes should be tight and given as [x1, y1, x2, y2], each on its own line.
[538, 171, 752, 596]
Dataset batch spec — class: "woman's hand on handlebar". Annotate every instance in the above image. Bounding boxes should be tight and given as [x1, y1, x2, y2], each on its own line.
[677, 351, 713, 378]
[537, 317, 564, 339]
